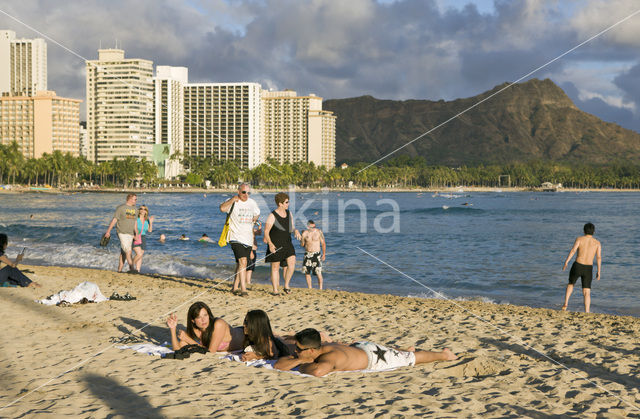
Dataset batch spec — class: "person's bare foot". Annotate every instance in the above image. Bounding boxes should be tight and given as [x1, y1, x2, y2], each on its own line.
[441, 348, 457, 361]
[561, 305, 567, 311]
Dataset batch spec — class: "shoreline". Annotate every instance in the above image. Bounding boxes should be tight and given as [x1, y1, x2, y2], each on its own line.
[3, 185, 640, 194]
[1, 264, 638, 417]
[14, 262, 640, 319]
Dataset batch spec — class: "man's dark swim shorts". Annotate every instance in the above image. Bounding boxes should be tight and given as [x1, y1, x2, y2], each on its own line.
[568, 261, 593, 289]
[230, 241, 252, 262]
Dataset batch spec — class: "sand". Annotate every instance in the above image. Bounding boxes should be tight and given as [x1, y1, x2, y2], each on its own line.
[0, 265, 638, 418]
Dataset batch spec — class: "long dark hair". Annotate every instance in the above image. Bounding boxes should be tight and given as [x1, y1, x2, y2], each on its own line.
[243, 309, 290, 359]
[0, 234, 7, 251]
[186, 302, 216, 348]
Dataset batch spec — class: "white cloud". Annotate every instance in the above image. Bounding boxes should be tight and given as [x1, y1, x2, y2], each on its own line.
[0, 0, 639, 132]
[570, 0, 640, 47]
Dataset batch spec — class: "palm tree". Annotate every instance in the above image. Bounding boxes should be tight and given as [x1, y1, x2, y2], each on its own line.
[5, 141, 24, 185]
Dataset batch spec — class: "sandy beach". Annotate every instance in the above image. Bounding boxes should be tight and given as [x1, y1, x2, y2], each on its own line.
[0, 265, 638, 418]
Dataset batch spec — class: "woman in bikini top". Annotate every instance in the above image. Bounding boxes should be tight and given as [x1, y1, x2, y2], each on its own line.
[167, 301, 244, 352]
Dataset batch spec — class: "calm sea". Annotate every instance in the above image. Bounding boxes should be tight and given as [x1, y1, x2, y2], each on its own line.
[1, 191, 638, 317]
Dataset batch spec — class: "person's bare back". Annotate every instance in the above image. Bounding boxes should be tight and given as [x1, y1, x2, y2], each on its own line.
[561, 223, 602, 313]
[573, 235, 600, 265]
[315, 343, 370, 372]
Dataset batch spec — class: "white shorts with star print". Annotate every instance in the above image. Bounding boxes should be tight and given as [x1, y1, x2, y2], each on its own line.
[351, 341, 416, 371]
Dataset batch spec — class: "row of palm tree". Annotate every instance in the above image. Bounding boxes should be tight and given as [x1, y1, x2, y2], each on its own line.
[4, 141, 640, 189]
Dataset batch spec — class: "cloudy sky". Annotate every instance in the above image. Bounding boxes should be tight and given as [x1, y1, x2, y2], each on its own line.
[2, 0, 640, 132]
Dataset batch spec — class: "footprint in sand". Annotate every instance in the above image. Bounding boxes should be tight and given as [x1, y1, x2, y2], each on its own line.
[429, 356, 511, 379]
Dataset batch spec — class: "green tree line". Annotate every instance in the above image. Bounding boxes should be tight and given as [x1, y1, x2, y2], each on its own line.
[3, 141, 640, 189]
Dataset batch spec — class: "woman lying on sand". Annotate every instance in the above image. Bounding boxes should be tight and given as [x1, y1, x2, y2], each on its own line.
[241, 309, 291, 361]
[166, 301, 245, 352]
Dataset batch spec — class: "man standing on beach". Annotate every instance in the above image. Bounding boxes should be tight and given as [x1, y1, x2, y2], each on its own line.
[219, 183, 260, 296]
[300, 220, 326, 289]
[562, 222, 602, 313]
[274, 328, 457, 377]
[104, 194, 138, 273]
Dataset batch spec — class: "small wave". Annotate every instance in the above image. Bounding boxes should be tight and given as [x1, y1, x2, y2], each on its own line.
[409, 291, 496, 304]
[19, 242, 228, 280]
[408, 207, 483, 214]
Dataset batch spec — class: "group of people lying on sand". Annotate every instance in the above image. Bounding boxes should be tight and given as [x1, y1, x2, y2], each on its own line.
[167, 302, 457, 377]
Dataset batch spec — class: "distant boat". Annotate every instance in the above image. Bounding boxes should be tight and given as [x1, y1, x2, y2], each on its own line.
[541, 182, 562, 192]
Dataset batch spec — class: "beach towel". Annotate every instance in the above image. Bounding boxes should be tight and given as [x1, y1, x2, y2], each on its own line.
[37, 281, 108, 305]
[117, 342, 174, 356]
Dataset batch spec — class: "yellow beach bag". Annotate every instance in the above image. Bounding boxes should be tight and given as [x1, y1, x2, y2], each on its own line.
[218, 203, 234, 247]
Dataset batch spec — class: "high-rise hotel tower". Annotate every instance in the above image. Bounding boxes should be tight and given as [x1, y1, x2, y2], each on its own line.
[154, 66, 187, 178]
[86, 49, 154, 163]
[184, 82, 261, 169]
[262, 90, 335, 168]
[0, 30, 47, 97]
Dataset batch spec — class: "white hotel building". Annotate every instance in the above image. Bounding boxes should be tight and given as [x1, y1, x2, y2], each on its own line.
[154, 66, 187, 178]
[0, 30, 47, 97]
[86, 49, 154, 163]
[84, 48, 335, 173]
[183, 82, 262, 169]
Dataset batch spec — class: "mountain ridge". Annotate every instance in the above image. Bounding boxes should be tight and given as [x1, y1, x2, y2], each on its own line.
[324, 79, 640, 166]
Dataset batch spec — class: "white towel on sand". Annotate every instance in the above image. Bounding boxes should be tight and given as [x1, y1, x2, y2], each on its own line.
[117, 342, 174, 356]
[37, 281, 108, 305]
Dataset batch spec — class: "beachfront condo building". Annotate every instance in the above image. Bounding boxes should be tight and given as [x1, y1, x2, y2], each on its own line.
[309, 108, 336, 168]
[183, 83, 262, 169]
[86, 49, 154, 163]
[154, 66, 187, 178]
[0, 30, 47, 97]
[261, 90, 336, 168]
[0, 90, 81, 158]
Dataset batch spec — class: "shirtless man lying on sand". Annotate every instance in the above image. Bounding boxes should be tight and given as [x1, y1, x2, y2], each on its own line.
[274, 328, 457, 377]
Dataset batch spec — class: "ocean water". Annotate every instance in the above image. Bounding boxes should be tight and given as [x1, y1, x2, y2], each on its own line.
[1, 190, 638, 317]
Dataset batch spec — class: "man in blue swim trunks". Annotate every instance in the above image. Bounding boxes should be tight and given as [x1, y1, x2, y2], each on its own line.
[274, 328, 457, 377]
[562, 222, 602, 313]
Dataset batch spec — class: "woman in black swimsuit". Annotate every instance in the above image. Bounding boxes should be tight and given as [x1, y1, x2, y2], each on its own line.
[241, 309, 291, 361]
[263, 192, 301, 294]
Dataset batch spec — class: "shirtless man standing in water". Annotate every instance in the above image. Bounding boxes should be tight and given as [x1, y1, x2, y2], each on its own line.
[300, 220, 326, 289]
[562, 223, 602, 313]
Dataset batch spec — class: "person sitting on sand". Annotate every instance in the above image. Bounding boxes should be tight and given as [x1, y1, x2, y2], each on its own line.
[241, 309, 291, 361]
[166, 301, 244, 352]
[274, 328, 457, 377]
[0, 233, 41, 288]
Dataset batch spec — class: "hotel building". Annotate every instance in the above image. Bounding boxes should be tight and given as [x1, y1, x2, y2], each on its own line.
[154, 66, 187, 178]
[261, 90, 335, 167]
[183, 82, 261, 169]
[85, 49, 154, 163]
[0, 30, 47, 97]
[0, 90, 81, 158]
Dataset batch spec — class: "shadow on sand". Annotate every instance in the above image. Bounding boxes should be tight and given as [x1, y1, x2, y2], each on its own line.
[83, 373, 166, 418]
[480, 337, 640, 391]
